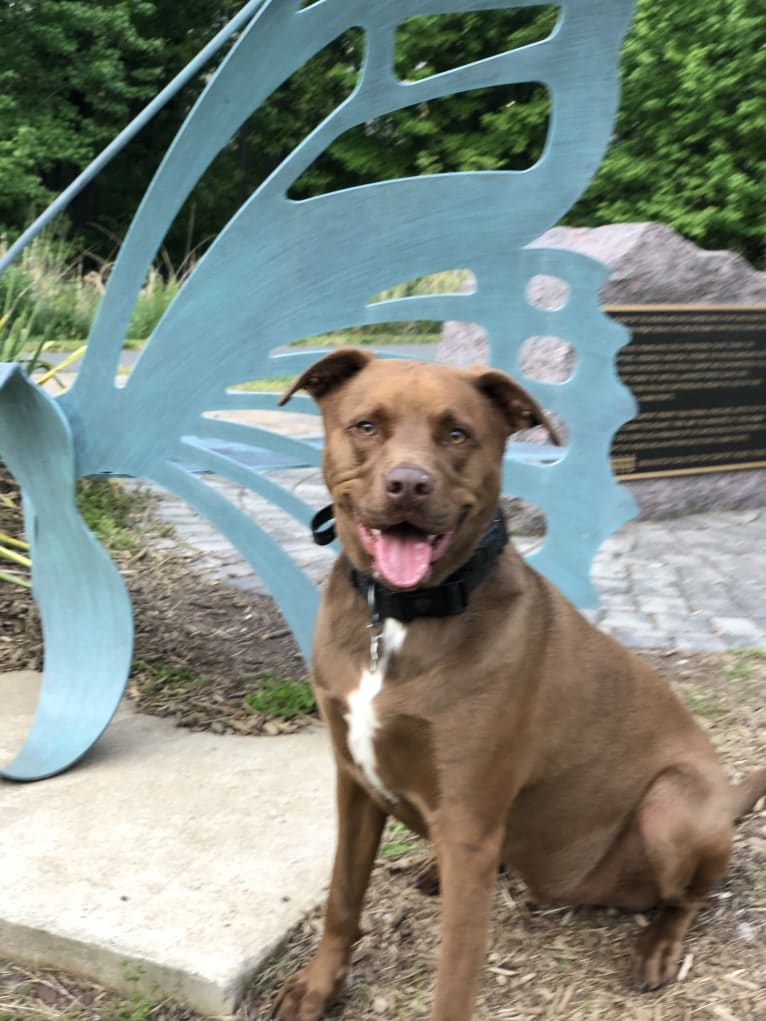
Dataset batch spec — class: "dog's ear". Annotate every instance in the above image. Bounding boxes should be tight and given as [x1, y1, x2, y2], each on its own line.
[471, 368, 562, 444]
[278, 348, 374, 406]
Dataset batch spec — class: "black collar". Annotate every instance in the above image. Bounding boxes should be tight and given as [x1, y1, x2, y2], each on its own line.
[310, 506, 508, 622]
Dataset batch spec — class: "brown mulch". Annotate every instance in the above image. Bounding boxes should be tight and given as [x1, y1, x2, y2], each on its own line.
[2, 474, 765, 1020]
[126, 546, 310, 735]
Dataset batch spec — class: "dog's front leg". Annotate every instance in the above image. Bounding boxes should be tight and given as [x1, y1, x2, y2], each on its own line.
[272, 767, 387, 1021]
[430, 818, 504, 1021]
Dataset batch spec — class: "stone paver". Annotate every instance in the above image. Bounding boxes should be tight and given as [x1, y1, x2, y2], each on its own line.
[589, 509, 766, 651]
[146, 473, 766, 653]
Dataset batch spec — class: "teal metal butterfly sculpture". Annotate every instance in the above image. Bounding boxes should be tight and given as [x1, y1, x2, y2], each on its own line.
[0, 0, 637, 780]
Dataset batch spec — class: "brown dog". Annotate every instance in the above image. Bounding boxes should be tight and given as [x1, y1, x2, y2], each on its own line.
[272, 349, 766, 1021]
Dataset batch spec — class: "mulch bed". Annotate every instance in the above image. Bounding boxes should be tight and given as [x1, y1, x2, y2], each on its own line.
[1, 469, 310, 735]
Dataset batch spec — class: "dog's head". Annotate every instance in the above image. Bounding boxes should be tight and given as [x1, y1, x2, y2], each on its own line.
[280, 349, 555, 589]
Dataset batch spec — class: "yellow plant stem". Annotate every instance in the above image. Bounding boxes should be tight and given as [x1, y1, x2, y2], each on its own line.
[35, 344, 87, 386]
[0, 544, 31, 568]
[0, 569, 31, 589]
[0, 530, 29, 551]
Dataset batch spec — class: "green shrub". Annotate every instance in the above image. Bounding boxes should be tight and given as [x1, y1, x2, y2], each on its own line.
[131, 660, 208, 696]
[571, 0, 766, 266]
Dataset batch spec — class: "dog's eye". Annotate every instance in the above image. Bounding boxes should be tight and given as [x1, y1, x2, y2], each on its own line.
[354, 420, 376, 436]
[448, 427, 468, 445]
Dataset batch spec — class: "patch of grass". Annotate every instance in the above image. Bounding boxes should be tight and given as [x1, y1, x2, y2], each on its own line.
[684, 687, 728, 721]
[126, 268, 180, 342]
[727, 646, 765, 681]
[5, 244, 459, 374]
[282, 269, 469, 349]
[230, 374, 296, 393]
[390, 982, 430, 1019]
[0, 959, 180, 1021]
[131, 660, 210, 697]
[24, 337, 145, 355]
[380, 820, 416, 858]
[26, 337, 89, 352]
[244, 670, 315, 719]
[97, 965, 161, 1021]
[287, 329, 440, 348]
[75, 479, 156, 554]
[230, 325, 440, 392]
[99, 989, 158, 1021]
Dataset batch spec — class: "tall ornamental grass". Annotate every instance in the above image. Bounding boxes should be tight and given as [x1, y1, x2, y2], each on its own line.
[1, 232, 468, 364]
[0, 231, 185, 370]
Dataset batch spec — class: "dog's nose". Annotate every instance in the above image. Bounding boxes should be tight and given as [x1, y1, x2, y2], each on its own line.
[385, 464, 434, 505]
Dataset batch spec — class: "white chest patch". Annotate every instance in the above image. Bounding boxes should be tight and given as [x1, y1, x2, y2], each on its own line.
[345, 619, 406, 801]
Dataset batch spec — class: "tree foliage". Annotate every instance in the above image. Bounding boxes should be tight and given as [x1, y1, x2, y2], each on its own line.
[0, 0, 161, 223]
[0, 0, 245, 256]
[294, 7, 557, 192]
[570, 0, 766, 265]
[0, 0, 763, 267]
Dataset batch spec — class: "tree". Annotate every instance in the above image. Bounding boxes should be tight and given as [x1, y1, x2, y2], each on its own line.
[569, 0, 766, 266]
[0, 0, 162, 228]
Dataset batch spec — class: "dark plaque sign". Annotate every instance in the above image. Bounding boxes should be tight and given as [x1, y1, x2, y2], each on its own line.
[608, 306, 766, 479]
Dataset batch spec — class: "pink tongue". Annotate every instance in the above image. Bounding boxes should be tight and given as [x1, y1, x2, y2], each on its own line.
[375, 527, 432, 589]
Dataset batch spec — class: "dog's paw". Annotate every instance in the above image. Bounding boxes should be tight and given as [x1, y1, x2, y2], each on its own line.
[271, 969, 322, 1021]
[633, 925, 682, 991]
[271, 963, 345, 1021]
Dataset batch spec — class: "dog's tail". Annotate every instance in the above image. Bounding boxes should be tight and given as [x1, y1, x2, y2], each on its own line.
[731, 766, 766, 821]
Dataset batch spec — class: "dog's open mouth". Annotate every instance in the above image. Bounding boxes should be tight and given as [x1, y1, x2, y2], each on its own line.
[355, 518, 455, 589]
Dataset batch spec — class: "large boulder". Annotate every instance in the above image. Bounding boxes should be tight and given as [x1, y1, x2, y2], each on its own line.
[531, 222, 766, 305]
[439, 224, 766, 521]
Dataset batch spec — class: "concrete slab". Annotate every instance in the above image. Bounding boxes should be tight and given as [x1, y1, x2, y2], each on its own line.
[0, 671, 336, 1015]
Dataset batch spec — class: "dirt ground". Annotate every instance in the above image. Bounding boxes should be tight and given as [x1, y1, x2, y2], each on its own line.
[1, 476, 765, 1020]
